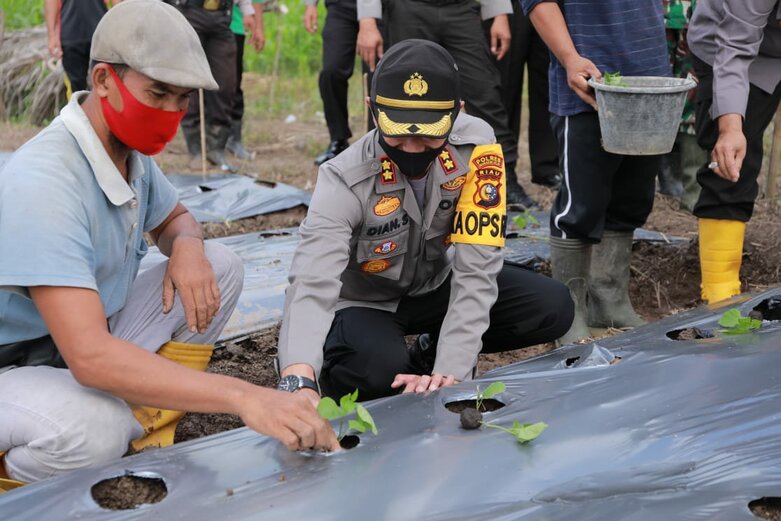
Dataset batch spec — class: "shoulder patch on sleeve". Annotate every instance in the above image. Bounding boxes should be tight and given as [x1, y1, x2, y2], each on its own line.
[449, 143, 507, 247]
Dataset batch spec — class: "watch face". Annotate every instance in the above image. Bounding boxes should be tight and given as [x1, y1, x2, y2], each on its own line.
[278, 375, 301, 393]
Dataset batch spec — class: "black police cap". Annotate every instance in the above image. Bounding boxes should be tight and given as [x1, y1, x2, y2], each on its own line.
[370, 39, 461, 139]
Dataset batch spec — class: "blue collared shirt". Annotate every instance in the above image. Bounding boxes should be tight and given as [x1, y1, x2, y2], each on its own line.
[522, 0, 671, 117]
[0, 92, 178, 343]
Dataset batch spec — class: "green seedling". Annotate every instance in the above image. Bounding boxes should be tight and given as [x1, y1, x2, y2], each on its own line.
[475, 381, 506, 412]
[603, 71, 628, 87]
[482, 420, 548, 444]
[718, 308, 762, 335]
[512, 210, 539, 231]
[317, 389, 378, 441]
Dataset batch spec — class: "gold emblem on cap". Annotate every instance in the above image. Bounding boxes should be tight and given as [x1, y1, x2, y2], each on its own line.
[377, 109, 452, 137]
[404, 73, 428, 97]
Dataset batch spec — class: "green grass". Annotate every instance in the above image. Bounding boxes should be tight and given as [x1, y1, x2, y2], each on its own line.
[2, 0, 45, 31]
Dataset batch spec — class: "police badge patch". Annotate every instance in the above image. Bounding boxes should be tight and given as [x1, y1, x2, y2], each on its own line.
[361, 259, 391, 273]
[373, 240, 398, 255]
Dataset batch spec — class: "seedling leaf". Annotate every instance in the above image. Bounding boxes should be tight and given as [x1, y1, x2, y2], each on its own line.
[348, 419, 367, 433]
[603, 71, 627, 86]
[718, 308, 741, 328]
[511, 421, 548, 443]
[340, 393, 357, 414]
[317, 397, 343, 420]
[481, 381, 506, 400]
[718, 308, 762, 335]
[356, 404, 378, 435]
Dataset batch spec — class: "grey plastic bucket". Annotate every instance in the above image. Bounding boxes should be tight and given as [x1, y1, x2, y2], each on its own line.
[588, 76, 696, 155]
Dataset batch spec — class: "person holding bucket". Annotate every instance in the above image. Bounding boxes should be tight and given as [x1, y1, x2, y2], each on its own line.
[686, 0, 781, 304]
[521, 0, 670, 343]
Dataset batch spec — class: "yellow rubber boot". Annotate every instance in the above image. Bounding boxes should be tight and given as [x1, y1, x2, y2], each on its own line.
[0, 452, 27, 493]
[699, 218, 745, 303]
[130, 341, 214, 451]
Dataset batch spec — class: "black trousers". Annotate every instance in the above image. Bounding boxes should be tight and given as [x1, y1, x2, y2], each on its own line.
[230, 33, 246, 125]
[482, 2, 558, 180]
[319, 263, 573, 400]
[61, 40, 91, 93]
[385, 0, 518, 166]
[549, 112, 659, 241]
[691, 55, 781, 222]
[178, 7, 237, 133]
[319, 0, 374, 142]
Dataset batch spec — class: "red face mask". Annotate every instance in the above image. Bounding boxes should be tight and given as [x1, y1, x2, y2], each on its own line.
[100, 66, 186, 156]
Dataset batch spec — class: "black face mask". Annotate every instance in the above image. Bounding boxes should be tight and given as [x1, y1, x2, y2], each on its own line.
[378, 134, 447, 179]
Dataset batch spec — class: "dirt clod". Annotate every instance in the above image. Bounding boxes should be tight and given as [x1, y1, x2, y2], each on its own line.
[460, 408, 483, 430]
[750, 497, 781, 521]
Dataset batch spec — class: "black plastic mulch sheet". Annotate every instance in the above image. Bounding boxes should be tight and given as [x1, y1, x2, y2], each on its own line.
[138, 220, 683, 342]
[2, 289, 781, 520]
[167, 173, 312, 223]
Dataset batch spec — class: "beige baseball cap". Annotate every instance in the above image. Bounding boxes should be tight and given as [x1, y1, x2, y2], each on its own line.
[90, 0, 218, 90]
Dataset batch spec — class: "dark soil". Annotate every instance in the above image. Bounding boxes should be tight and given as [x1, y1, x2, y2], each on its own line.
[460, 408, 483, 429]
[445, 398, 506, 414]
[750, 497, 781, 521]
[91, 475, 167, 510]
[667, 327, 715, 341]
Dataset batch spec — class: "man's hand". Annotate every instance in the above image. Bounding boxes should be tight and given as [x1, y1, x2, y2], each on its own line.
[239, 387, 340, 452]
[391, 373, 457, 393]
[48, 34, 62, 59]
[711, 114, 745, 182]
[162, 236, 220, 334]
[563, 55, 602, 109]
[490, 14, 511, 61]
[357, 18, 384, 71]
[303, 5, 318, 33]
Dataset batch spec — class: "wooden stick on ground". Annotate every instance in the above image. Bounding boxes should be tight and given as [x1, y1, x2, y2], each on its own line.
[766, 106, 781, 202]
[199, 88, 207, 181]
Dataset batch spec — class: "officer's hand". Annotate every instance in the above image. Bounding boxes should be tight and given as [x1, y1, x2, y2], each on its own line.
[490, 14, 511, 61]
[239, 386, 340, 452]
[563, 55, 601, 110]
[162, 236, 220, 335]
[304, 5, 318, 33]
[391, 373, 458, 393]
[711, 114, 745, 182]
[251, 27, 265, 52]
[357, 18, 384, 72]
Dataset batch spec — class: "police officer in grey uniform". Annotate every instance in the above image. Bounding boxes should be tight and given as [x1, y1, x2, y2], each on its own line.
[277, 40, 572, 402]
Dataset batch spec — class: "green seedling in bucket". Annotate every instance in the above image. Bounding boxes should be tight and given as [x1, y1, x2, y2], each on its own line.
[512, 210, 539, 231]
[718, 308, 762, 335]
[317, 389, 378, 441]
[603, 71, 628, 87]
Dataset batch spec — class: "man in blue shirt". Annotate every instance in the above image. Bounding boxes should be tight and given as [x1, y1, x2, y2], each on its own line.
[522, 0, 670, 343]
[0, 0, 336, 488]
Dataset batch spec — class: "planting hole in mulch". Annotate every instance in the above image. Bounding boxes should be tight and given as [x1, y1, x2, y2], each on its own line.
[753, 297, 781, 322]
[749, 497, 781, 520]
[666, 327, 715, 341]
[565, 356, 580, 367]
[91, 474, 167, 510]
[340, 435, 360, 450]
[445, 398, 505, 414]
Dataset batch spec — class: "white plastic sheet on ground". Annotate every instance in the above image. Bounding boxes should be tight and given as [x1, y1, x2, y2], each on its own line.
[1, 288, 780, 520]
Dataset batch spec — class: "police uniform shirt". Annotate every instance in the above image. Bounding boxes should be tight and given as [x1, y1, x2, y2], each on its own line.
[278, 113, 508, 382]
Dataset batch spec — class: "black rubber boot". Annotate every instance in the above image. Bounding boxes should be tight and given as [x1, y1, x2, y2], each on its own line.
[550, 237, 592, 344]
[588, 230, 646, 329]
[531, 172, 562, 189]
[314, 140, 349, 166]
[206, 124, 237, 173]
[505, 162, 540, 210]
[226, 119, 254, 161]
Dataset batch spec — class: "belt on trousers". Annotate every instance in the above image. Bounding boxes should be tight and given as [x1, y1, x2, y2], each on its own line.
[164, 0, 231, 12]
[0, 335, 67, 370]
